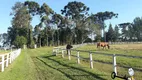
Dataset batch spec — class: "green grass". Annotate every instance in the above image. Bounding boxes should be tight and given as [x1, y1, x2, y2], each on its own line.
[75, 44, 142, 69]
[0, 49, 37, 80]
[0, 50, 10, 54]
[0, 44, 141, 80]
[72, 44, 142, 79]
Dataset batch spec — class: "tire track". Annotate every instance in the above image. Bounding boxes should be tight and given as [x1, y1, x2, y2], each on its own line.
[36, 57, 74, 80]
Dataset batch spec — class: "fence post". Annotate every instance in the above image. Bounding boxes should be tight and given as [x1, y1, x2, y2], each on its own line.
[113, 54, 117, 75]
[89, 52, 93, 69]
[9, 52, 12, 63]
[62, 50, 64, 58]
[55, 49, 58, 56]
[11, 52, 14, 62]
[77, 51, 80, 64]
[1, 55, 4, 72]
[6, 54, 9, 67]
[13, 52, 15, 60]
[68, 49, 71, 60]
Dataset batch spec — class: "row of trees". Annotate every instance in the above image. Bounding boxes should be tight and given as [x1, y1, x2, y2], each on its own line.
[106, 24, 119, 42]
[119, 17, 142, 41]
[0, 33, 8, 47]
[5, 1, 142, 48]
[6, 1, 118, 48]
[105, 17, 142, 42]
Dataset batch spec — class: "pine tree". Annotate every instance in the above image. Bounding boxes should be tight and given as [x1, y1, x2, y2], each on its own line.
[114, 25, 120, 41]
[106, 23, 115, 42]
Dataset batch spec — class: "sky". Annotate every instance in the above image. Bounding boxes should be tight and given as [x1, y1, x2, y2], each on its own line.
[0, 0, 142, 34]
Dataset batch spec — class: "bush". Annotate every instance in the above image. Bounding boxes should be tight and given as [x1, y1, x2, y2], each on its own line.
[94, 35, 101, 42]
[29, 40, 35, 49]
[13, 36, 27, 48]
[84, 38, 92, 43]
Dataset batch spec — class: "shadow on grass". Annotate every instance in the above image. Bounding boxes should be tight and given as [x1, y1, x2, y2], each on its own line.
[37, 55, 107, 80]
[71, 54, 142, 72]
[36, 56, 74, 80]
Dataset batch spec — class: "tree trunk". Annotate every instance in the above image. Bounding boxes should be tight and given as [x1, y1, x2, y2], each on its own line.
[40, 37, 41, 47]
[47, 34, 48, 46]
[103, 28, 106, 42]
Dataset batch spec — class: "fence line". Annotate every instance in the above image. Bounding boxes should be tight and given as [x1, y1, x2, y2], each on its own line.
[109, 42, 142, 44]
[53, 47, 142, 75]
[86, 42, 142, 45]
[53, 47, 142, 60]
[0, 49, 21, 72]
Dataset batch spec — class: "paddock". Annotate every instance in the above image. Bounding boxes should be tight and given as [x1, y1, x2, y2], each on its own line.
[0, 44, 141, 80]
[53, 44, 142, 80]
[0, 49, 21, 72]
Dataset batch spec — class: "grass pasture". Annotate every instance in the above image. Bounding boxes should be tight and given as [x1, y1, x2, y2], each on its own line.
[70, 44, 142, 79]
[0, 44, 141, 80]
[0, 50, 10, 54]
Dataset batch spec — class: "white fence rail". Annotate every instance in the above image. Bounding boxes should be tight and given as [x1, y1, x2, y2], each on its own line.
[0, 49, 21, 72]
[86, 42, 142, 45]
[52, 47, 141, 75]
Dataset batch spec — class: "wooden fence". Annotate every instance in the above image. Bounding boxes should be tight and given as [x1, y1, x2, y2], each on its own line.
[86, 42, 142, 45]
[52, 47, 142, 76]
[0, 49, 21, 72]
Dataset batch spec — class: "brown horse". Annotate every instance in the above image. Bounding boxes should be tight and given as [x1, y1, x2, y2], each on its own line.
[97, 42, 110, 49]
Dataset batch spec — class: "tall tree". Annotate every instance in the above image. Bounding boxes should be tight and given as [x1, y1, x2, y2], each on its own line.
[8, 2, 31, 48]
[11, 2, 31, 28]
[61, 1, 89, 20]
[89, 14, 101, 39]
[24, 1, 40, 16]
[119, 22, 131, 41]
[113, 25, 120, 41]
[133, 17, 142, 41]
[25, 1, 54, 47]
[40, 3, 54, 46]
[52, 13, 63, 45]
[61, 1, 90, 44]
[33, 25, 40, 44]
[24, 1, 41, 48]
[106, 23, 115, 41]
[93, 11, 118, 41]
[13, 36, 27, 48]
[1, 33, 9, 47]
[128, 24, 135, 41]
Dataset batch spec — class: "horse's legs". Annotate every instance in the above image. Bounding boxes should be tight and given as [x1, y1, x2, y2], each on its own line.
[97, 44, 100, 49]
[67, 50, 68, 55]
[97, 44, 99, 48]
[70, 50, 71, 55]
[103, 46, 104, 49]
[107, 44, 110, 49]
[102, 45, 105, 49]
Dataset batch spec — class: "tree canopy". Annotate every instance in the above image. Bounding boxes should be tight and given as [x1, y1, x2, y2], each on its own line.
[5, 1, 142, 48]
[61, 1, 89, 20]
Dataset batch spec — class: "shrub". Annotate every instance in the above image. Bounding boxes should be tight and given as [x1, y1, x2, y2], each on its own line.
[13, 36, 27, 48]
[29, 40, 35, 49]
